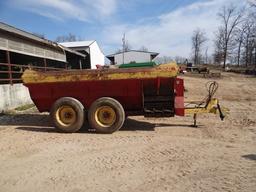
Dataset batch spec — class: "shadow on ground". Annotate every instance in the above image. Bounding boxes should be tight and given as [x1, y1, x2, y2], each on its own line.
[121, 118, 155, 131]
[242, 154, 256, 161]
[16, 126, 56, 133]
[15, 118, 157, 133]
[121, 118, 196, 131]
[0, 114, 51, 126]
[0, 114, 195, 133]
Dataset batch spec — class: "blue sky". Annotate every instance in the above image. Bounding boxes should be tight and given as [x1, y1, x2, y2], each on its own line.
[0, 0, 245, 58]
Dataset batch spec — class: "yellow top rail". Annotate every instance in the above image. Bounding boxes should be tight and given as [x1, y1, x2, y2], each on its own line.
[22, 62, 179, 84]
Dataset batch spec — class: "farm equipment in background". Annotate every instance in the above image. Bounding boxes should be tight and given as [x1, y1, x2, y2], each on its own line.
[186, 66, 209, 74]
[22, 62, 227, 133]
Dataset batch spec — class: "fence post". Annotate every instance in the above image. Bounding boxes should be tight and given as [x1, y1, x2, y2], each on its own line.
[6, 51, 12, 85]
[44, 58, 47, 71]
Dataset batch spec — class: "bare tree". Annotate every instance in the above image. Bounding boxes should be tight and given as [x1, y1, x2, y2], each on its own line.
[191, 28, 207, 65]
[213, 27, 225, 65]
[251, 4, 256, 68]
[243, 20, 256, 67]
[116, 39, 132, 54]
[175, 56, 186, 64]
[140, 46, 149, 52]
[154, 56, 174, 64]
[55, 33, 78, 42]
[204, 47, 208, 64]
[249, 0, 256, 7]
[115, 48, 123, 54]
[217, 5, 244, 68]
[232, 24, 246, 66]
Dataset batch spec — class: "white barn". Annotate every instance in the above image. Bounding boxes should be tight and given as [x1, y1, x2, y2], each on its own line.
[106, 50, 159, 65]
[60, 41, 104, 69]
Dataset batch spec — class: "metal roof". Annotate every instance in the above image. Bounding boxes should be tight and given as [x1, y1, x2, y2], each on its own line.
[60, 41, 95, 48]
[0, 22, 85, 58]
[58, 44, 85, 57]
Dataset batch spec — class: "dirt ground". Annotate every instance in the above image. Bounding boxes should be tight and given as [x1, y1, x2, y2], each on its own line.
[0, 72, 255, 192]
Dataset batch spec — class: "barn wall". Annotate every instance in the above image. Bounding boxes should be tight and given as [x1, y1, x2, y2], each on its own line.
[114, 52, 151, 65]
[89, 42, 105, 69]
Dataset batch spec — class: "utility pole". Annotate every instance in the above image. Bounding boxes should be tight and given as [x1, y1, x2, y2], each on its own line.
[122, 33, 125, 64]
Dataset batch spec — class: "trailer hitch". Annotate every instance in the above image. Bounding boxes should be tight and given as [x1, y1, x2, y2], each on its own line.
[185, 98, 228, 127]
[184, 82, 228, 127]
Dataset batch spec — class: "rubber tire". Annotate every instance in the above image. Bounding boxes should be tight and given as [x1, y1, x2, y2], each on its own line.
[88, 97, 125, 134]
[50, 97, 84, 133]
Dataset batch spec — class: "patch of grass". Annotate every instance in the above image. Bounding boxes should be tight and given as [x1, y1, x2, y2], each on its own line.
[2, 109, 16, 115]
[15, 104, 35, 111]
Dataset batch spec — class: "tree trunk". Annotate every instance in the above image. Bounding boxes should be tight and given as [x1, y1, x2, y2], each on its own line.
[245, 38, 249, 68]
[237, 40, 242, 67]
[254, 47, 256, 69]
[223, 38, 229, 69]
[249, 47, 253, 66]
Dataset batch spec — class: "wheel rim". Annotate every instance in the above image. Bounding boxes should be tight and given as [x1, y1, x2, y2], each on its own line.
[56, 105, 77, 126]
[95, 106, 116, 127]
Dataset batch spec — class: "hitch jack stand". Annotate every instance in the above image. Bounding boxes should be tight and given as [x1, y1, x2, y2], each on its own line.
[193, 113, 197, 127]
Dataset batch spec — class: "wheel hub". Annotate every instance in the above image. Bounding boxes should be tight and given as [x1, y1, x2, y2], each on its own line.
[95, 106, 116, 127]
[56, 106, 77, 126]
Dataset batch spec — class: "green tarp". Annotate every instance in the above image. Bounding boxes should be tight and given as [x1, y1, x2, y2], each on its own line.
[119, 62, 156, 68]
